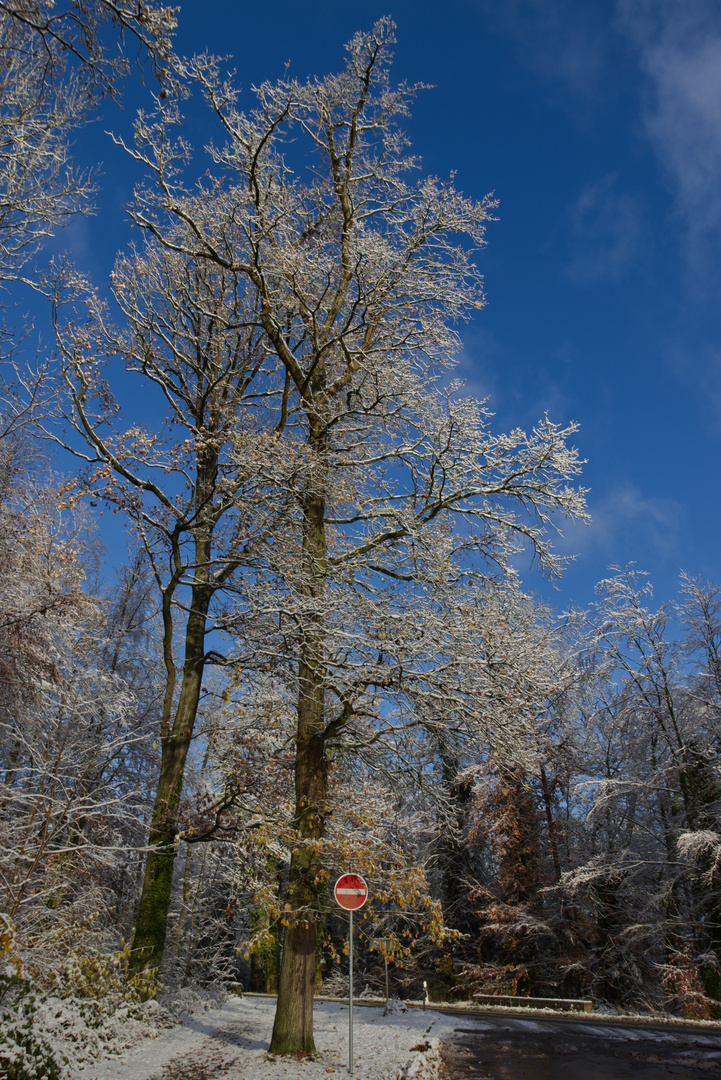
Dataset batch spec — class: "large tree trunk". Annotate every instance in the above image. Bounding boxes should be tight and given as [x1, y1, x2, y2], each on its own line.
[270, 465, 328, 1054]
[129, 563, 211, 974]
[269, 841, 321, 1053]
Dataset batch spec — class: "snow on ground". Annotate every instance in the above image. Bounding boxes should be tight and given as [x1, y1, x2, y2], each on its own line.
[80, 996, 461, 1080]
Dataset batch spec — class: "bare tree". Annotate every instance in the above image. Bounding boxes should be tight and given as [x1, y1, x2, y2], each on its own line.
[0, 0, 176, 289]
[0, 1, 176, 93]
[50, 235, 289, 973]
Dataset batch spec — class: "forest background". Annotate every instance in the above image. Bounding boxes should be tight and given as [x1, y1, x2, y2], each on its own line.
[2, 1, 721, 1077]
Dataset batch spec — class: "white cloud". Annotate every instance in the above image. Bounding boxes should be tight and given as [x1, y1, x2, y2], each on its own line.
[696, 350, 721, 432]
[472, 0, 609, 101]
[616, 0, 721, 252]
[560, 481, 684, 560]
[667, 340, 721, 433]
[455, 328, 576, 436]
[474, 0, 721, 268]
[454, 325, 502, 405]
[565, 173, 642, 283]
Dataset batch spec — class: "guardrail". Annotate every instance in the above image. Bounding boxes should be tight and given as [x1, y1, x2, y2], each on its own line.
[473, 993, 593, 1013]
[237, 989, 593, 1014]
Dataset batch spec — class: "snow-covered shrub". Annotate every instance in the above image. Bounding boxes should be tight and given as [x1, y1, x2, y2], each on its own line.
[319, 969, 371, 998]
[0, 943, 172, 1080]
[319, 969, 350, 997]
[0, 981, 176, 1079]
[383, 997, 408, 1015]
[47, 941, 160, 1003]
[159, 983, 227, 1018]
[0, 979, 99, 1080]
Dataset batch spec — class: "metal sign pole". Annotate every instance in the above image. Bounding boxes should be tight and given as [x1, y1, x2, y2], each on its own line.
[333, 874, 367, 1077]
[348, 909, 354, 1074]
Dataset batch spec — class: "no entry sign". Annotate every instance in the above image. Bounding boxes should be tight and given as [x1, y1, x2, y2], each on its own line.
[334, 873, 368, 911]
[334, 874, 369, 1073]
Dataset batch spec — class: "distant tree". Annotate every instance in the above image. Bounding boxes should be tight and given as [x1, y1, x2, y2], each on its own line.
[557, 568, 721, 1012]
[436, 596, 580, 1001]
[673, 575, 721, 1004]
[0, 456, 159, 979]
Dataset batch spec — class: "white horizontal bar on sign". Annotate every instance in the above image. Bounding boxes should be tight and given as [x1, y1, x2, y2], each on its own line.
[336, 888, 366, 894]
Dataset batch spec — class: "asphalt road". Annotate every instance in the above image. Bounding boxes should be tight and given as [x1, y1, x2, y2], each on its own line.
[438, 1013, 721, 1079]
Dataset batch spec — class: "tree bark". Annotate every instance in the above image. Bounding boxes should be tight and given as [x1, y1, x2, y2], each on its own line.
[269, 850, 321, 1054]
[129, 557, 211, 973]
[270, 451, 328, 1054]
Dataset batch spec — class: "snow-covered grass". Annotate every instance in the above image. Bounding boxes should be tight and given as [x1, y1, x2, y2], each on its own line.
[78, 996, 461, 1080]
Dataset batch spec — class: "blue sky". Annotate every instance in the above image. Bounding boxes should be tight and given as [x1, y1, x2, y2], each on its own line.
[36, 0, 721, 612]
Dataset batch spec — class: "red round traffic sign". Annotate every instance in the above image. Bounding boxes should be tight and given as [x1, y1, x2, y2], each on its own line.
[334, 873, 368, 911]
